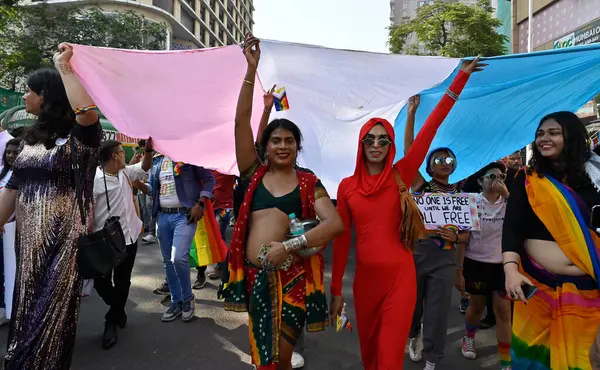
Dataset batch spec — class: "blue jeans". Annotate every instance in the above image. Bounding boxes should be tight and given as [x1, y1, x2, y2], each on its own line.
[158, 212, 196, 304]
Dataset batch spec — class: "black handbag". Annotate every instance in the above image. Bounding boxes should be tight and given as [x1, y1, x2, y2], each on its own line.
[70, 134, 128, 279]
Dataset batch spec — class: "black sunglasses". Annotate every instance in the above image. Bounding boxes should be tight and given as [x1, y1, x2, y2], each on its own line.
[433, 157, 455, 166]
[362, 137, 391, 147]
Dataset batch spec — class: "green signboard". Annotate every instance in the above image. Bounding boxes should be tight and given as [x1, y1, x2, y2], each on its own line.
[0, 89, 23, 114]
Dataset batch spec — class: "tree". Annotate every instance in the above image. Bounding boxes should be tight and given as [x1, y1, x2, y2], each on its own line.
[0, 4, 168, 90]
[388, 0, 508, 58]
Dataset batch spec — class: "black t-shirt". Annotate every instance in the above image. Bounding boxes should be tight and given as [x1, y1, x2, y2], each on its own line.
[502, 169, 600, 255]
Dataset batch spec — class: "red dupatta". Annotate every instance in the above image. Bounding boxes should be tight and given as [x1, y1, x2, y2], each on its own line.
[223, 163, 328, 329]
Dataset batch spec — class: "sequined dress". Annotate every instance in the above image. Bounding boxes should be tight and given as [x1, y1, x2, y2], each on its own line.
[4, 122, 101, 370]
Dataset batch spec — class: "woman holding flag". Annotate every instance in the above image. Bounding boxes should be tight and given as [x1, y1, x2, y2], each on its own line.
[330, 58, 485, 370]
[222, 34, 344, 370]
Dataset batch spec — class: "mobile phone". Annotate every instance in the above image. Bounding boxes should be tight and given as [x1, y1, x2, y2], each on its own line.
[591, 205, 600, 230]
[500, 283, 538, 300]
[521, 283, 538, 300]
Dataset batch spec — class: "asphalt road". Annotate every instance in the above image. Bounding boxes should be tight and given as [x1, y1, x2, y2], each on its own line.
[0, 229, 500, 370]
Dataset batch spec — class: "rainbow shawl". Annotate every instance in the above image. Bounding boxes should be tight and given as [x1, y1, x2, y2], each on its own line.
[512, 171, 600, 370]
[222, 164, 328, 368]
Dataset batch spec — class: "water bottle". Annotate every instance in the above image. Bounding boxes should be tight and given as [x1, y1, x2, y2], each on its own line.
[288, 213, 304, 236]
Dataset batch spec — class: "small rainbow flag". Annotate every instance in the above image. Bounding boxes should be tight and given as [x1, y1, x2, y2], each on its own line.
[174, 162, 184, 176]
[273, 86, 290, 111]
[189, 199, 228, 267]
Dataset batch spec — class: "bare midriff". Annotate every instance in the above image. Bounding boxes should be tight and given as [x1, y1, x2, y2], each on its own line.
[245, 208, 302, 267]
[525, 239, 587, 276]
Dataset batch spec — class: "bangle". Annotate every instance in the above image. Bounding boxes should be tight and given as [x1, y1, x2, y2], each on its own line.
[456, 267, 463, 271]
[445, 88, 459, 101]
[503, 261, 519, 267]
[454, 233, 460, 243]
[243, 79, 254, 86]
[264, 109, 271, 114]
[283, 235, 308, 253]
[145, 149, 153, 153]
[74, 105, 98, 115]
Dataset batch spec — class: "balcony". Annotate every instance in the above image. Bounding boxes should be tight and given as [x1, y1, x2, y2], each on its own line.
[153, 0, 174, 14]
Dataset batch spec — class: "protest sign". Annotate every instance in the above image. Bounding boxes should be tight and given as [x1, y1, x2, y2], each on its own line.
[412, 193, 480, 231]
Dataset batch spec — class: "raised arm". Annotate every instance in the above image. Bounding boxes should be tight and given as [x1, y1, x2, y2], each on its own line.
[255, 85, 275, 150]
[403, 95, 426, 189]
[53, 43, 98, 127]
[235, 35, 261, 174]
[395, 58, 485, 188]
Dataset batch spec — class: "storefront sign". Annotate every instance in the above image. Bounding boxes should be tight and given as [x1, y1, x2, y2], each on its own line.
[412, 193, 480, 231]
[102, 129, 139, 145]
[554, 33, 575, 49]
[574, 18, 600, 45]
[554, 18, 600, 48]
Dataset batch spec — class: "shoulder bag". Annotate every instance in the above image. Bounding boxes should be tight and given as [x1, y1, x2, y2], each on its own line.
[70, 132, 128, 279]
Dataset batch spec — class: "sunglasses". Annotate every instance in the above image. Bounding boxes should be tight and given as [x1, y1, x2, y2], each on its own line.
[481, 173, 507, 181]
[362, 137, 391, 147]
[433, 157, 455, 166]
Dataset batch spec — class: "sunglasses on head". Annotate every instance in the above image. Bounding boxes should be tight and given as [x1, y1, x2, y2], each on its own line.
[481, 173, 507, 181]
[362, 137, 391, 147]
[433, 157, 455, 166]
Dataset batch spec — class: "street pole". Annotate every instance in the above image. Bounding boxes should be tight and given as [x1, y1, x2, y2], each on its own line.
[526, 0, 534, 162]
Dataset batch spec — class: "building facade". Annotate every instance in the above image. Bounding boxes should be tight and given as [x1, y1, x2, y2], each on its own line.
[24, 0, 254, 50]
[389, 0, 489, 52]
[512, 0, 600, 121]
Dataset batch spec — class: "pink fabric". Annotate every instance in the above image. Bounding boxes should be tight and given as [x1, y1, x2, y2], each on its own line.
[70, 44, 265, 175]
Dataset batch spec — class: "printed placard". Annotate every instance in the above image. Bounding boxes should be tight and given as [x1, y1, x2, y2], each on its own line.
[412, 193, 480, 231]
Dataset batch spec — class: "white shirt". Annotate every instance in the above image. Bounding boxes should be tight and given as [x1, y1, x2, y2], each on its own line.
[0, 169, 14, 222]
[466, 193, 507, 264]
[93, 162, 147, 244]
[158, 157, 183, 208]
[0, 130, 14, 175]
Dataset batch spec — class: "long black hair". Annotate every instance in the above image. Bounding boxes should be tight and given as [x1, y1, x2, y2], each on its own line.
[529, 111, 591, 187]
[259, 118, 303, 162]
[0, 138, 22, 181]
[23, 68, 75, 149]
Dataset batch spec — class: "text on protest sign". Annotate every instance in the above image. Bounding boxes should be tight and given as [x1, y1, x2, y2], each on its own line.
[412, 193, 480, 231]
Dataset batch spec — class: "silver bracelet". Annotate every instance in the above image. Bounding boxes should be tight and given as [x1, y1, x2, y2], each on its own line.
[445, 88, 459, 101]
[283, 235, 308, 253]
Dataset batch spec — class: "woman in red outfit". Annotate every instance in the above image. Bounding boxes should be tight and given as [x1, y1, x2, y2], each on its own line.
[330, 58, 485, 370]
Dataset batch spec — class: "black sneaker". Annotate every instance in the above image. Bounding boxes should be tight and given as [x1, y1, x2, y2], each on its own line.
[459, 297, 469, 314]
[182, 295, 195, 322]
[102, 322, 118, 349]
[153, 281, 170, 295]
[193, 274, 206, 289]
[161, 303, 183, 322]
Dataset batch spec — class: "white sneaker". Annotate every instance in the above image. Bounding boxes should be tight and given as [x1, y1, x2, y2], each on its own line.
[0, 308, 9, 326]
[408, 331, 423, 362]
[291, 352, 305, 369]
[461, 335, 476, 360]
[142, 234, 157, 244]
[424, 361, 436, 370]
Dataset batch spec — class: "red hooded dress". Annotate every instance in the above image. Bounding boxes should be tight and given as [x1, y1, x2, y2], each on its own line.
[331, 70, 470, 370]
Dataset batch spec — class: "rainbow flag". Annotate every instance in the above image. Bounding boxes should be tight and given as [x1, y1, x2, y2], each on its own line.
[189, 199, 228, 267]
[273, 86, 289, 111]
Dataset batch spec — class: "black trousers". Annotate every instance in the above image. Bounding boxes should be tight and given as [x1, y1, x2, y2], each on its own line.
[94, 242, 138, 325]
